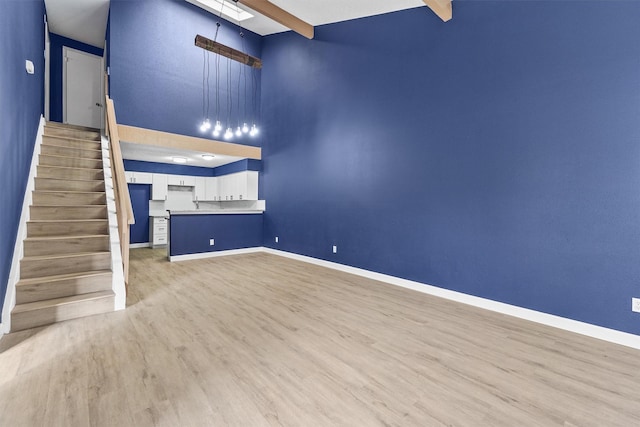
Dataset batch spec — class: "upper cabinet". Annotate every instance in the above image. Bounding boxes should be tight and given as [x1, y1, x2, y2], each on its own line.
[193, 177, 206, 201]
[142, 171, 258, 202]
[151, 174, 168, 200]
[167, 175, 196, 187]
[125, 171, 153, 184]
[219, 171, 258, 201]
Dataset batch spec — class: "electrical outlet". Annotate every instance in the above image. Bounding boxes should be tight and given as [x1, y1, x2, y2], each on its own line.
[275, 236, 279, 243]
[332, 245, 337, 254]
[632, 298, 640, 313]
[209, 238, 215, 246]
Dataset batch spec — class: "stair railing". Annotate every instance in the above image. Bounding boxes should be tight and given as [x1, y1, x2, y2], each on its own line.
[105, 96, 134, 287]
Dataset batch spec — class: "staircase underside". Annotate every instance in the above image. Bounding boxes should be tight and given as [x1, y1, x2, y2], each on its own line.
[11, 121, 115, 332]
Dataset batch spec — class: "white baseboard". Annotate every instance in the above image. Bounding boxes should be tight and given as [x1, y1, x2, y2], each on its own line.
[102, 137, 126, 311]
[169, 247, 263, 262]
[261, 248, 640, 351]
[1, 116, 46, 336]
[130, 243, 151, 249]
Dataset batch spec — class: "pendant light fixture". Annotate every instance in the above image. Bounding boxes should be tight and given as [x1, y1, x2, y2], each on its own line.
[194, 0, 261, 140]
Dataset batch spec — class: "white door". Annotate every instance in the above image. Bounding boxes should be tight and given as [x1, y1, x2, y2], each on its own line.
[63, 47, 103, 128]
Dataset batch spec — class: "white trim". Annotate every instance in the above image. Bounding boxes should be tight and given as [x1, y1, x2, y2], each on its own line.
[1, 116, 46, 335]
[130, 243, 151, 249]
[169, 247, 263, 262]
[102, 136, 126, 311]
[261, 248, 640, 351]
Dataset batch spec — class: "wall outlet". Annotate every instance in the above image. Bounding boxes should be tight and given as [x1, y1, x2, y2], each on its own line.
[209, 238, 215, 246]
[275, 236, 279, 243]
[332, 245, 337, 254]
[632, 298, 640, 313]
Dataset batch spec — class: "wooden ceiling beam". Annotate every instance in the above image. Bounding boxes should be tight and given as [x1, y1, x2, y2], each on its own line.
[195, 35, 262, 68]
[238, 0, 314, 39]
[423, 0, 452, 22]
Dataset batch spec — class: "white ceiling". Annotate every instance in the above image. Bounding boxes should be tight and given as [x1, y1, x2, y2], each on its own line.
[44, 0, 428, 49]
[45, 0, 110, 48]
[120, 142, 245, 169]
[188, 0, 427, 36]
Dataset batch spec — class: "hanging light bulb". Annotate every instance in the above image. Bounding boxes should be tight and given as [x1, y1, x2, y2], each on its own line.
[249, 124, 259, 137]
[212, 128, 220, 138]
[242, 122, 249, 133]
[199, 119, 209, 132]
[235, 126, 242, 137]
[224, 127, 234, 140]
[214, 120, 222, 132]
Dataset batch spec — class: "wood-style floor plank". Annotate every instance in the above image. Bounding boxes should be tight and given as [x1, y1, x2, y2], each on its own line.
[1, 248, 640, 426]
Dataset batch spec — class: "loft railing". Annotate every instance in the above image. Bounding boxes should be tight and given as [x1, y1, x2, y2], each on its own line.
[105, 95, 134, 288]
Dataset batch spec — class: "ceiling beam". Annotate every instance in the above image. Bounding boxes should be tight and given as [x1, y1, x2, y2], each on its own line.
[238, 0, 314, 39]
[423, 0, 452, 22]
[195, 35, 263, 68]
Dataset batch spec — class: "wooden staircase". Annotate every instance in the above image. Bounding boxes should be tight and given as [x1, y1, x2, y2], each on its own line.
[11, 122, 115, 332]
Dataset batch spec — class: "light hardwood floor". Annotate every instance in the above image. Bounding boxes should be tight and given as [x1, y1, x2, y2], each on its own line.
[1, 248, 640, 426]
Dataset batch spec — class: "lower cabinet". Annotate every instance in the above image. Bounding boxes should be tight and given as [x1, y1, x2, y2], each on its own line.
[150, 217, 168, 248]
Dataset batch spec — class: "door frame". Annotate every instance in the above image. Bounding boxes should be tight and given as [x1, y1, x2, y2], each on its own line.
[44, 17, 50, 121]
[62, 46, 105, 128]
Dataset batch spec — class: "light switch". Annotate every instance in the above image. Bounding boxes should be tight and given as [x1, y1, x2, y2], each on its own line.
[25, 60, 34, 75]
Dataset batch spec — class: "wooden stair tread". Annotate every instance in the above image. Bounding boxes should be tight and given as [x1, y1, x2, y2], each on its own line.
[39, 153, 103, 160]
[36, 177, 104, 183]
[31, 204, 107, 208]
[22, 251, 110, 262]
[38, 166, 103, 173]
[46, 122, 100, 132]
[12, 290, 114, 314]
[28, 219, 108, 223]
[33, 190, 106, 195]
[17, 270, 112, 286]
[43, 134, 101, 143]
[24, 234, 109, 241]
[42, 143, 101, 151]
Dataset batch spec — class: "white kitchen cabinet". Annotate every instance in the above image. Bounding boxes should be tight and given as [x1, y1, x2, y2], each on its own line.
[204, 177, 219, 201]
[125, 171, 153, 184]
[150, 216, 168, 248]
[167, 175, 196, 187]
[193, 177, 206, 201]
[151, 174, 168, 200]
[218, 171, 259, 201]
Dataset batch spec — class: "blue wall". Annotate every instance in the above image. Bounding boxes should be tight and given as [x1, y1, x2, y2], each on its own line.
[128, 184, 151, 244]
[0, 0, 45, 323]
[124, 159, 215, 177]
[170, 214, 263, 256]
[48, 33, 104, 123]
[109, 0, 262, 146]
[261, 2, 640, 334]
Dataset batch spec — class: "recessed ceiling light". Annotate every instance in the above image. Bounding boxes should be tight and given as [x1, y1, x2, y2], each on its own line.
[172, 157, 188, 164]
[194, 0, 254, 21]
[201, 154, 215, 161]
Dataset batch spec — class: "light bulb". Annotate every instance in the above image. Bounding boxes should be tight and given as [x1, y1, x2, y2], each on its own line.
[199, 122, 207, 132]
[212, 129, 220, 138]
[204, 119, 211, 130]
[235, 126, 242, 137]
[214, 120, 222, 132]
[250, 124, 259, 136]
[224, 127, 234, 140]
[242, 123, 249, 133]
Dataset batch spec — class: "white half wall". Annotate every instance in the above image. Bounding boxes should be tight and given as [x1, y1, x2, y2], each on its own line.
[1, 116, 45, 336]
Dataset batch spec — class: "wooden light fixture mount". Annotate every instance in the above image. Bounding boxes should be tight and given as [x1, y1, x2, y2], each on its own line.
[195, 34, 262, 69]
